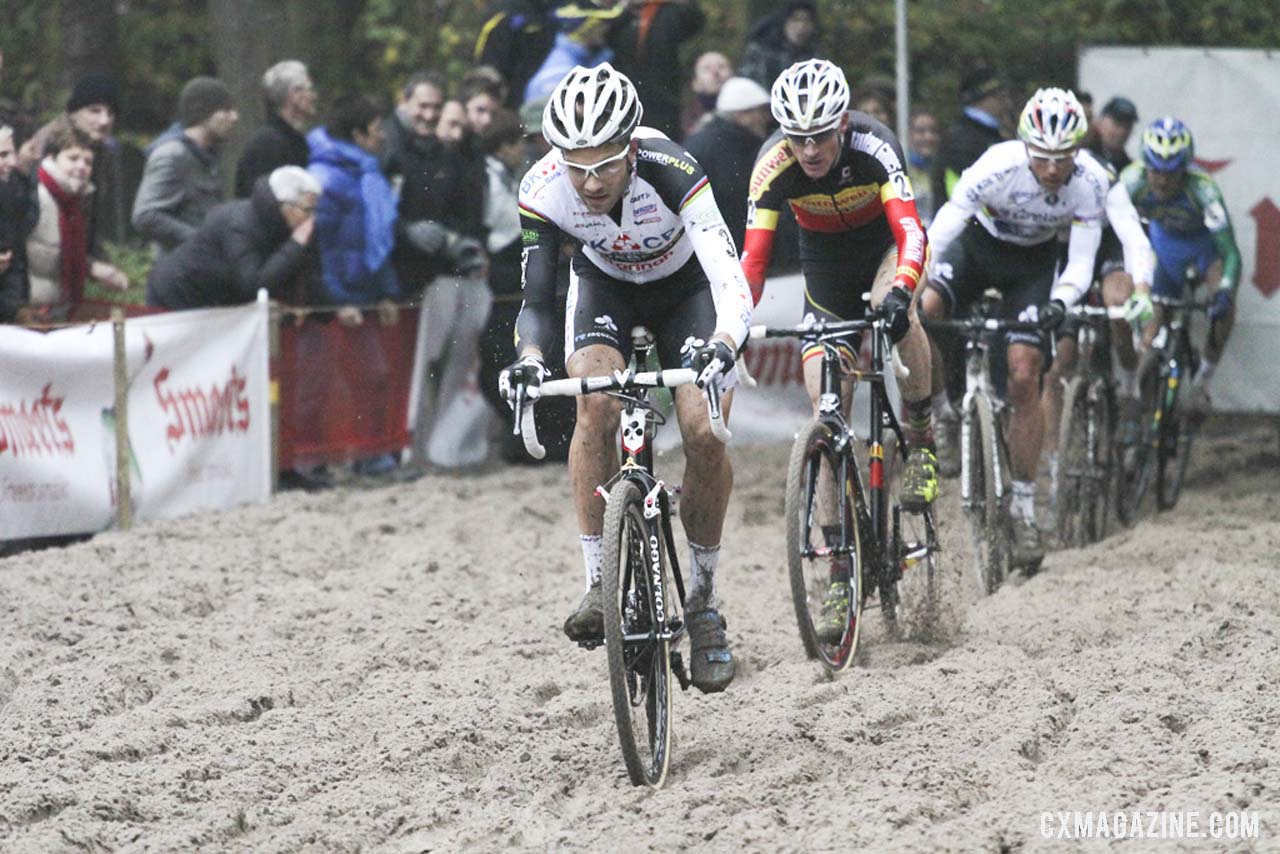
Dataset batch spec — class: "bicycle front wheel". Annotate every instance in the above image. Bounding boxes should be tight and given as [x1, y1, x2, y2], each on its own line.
[1118, 359, 1160, 525]
[1057, 376, 1116, 547]
[785, 420, 862, 672]
[601, 478, 674, 788]
[1156, 392, 1195, 511]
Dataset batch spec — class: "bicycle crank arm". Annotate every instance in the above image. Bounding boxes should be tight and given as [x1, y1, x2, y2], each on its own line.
[670, 650, 692, 691]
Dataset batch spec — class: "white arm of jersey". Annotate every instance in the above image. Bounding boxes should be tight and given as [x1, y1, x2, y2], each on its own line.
[1105, 181, 1154, 287]
[926, 150, 993, 261]
[1052, 221, 1103, 306]
[683, 187, 753, 349]
[926, 201, 970, 264]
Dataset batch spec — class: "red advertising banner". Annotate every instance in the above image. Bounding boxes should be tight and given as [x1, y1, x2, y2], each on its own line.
[276, 309, 420, 468]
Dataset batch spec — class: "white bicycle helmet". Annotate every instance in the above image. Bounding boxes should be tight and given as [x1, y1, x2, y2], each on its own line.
[1017, 87, 1087, 152]
[770, 59, 850, 135]
[542, 62, 643, 150]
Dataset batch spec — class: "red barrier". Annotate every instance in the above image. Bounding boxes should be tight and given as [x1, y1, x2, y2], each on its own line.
[275, 309, 419, 468]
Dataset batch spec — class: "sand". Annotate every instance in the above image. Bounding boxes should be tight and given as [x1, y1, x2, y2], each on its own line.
[1, 423, 1277, 852]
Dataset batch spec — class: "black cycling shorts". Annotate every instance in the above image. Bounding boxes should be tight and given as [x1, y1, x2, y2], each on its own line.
[797, 224, 895, 361]
[564, 249, 721, 373]
[927, 219, 1057, 349]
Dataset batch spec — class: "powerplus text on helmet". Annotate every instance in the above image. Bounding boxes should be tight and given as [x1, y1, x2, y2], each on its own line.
[1141, 116, 1194, 172]
[1017, 87, 1088, 152]
[770, 59, 850, 136]
[542, 62, 643, 150]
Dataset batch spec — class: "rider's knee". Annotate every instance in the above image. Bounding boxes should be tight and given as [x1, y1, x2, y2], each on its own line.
[1102, 271, 1133, 306]
[1007, 353, 1042, 404]
[577, 394, 622, 435]
[920, 284, 946, 319]
[681, 415, 727, 460]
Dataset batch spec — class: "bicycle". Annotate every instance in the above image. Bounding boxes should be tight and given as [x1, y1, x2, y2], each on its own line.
[1053, 302, 1128, 548]
[923, 292, 1045, 592]
[751, 311, 943, 672]
[511, 328, 731, 788]
[1116, 283, 1211, 523]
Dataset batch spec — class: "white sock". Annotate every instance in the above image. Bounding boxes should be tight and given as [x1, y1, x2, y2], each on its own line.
[931, 390, 955, 419]
[1195, 358, 1216, 384]
[1012, 480, 1036, 522]
[580, 535, 603, 592]
[1115, 366, 1137, 398]
[687, 541, 720, 611]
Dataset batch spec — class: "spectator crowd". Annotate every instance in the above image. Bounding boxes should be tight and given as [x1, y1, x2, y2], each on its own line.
[0, 0, 1141, 482]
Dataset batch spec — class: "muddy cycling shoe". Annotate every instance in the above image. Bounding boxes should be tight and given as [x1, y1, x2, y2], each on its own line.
[686, 609, 734, 693]
[1010, 517, 1045, 568]
[814, 580, 850, 644]
[900, 447, 940, 512]
[934, 408, 961, 478]
[563, 583, 604, 642]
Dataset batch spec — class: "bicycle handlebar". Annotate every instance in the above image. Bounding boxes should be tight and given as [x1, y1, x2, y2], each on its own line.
[1068, 304, 1129, 320]
[748, 319, 909, 380]
[922, 316, 1044, 335]
[1151, 295, 1212, 310]
[513, 367, 731, 459]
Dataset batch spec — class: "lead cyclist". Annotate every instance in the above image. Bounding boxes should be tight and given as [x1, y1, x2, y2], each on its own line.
[499, 64, 753, 694]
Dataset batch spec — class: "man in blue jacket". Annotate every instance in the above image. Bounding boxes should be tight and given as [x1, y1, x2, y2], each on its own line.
[308, 95, 403, 476]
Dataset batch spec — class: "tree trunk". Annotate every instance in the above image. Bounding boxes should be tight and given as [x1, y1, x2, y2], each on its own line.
[60, 0, 120, 88]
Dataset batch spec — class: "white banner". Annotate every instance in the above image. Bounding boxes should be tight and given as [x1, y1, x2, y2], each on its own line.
[1080, 46, 1280, 412]
[0, 298, 271, 539]
[0, 323, 118, 538]
[125, 298, 272, 519]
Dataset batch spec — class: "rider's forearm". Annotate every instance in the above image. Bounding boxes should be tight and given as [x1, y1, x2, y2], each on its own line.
[881, 194, 927, 291]
[1212, 227, 1242, 292]
[1107, 182, 1155, 287]
[1053, 222, 1104, 306]
[684, 193, 754, 348]
[740, 217, 778, 303]
[925, 201, 968, 264]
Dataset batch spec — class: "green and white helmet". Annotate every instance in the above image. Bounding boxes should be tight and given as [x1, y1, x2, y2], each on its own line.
[1017, 87, 1087, 152]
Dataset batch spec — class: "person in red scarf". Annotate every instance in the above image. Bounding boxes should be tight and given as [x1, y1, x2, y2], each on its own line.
[22, 123, 128, 322]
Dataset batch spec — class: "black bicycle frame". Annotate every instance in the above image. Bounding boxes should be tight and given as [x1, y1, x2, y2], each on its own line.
[804, 321, 908, 587]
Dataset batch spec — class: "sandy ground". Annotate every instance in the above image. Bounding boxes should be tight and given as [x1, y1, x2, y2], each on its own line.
[1, 421, 1278, 853]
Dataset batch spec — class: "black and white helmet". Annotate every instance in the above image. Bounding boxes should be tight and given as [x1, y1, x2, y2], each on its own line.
[770, 59, 850, 135]
[542, 62, 644, 150]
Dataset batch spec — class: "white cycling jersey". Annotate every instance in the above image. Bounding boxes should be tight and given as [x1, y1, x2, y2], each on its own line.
[929, 140, 1108, 304]
[517, 128, 753, 349]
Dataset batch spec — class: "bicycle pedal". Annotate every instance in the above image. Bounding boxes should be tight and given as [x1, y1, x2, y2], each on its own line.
[670, 650, 692, 691]
[576, 638, 603, 651]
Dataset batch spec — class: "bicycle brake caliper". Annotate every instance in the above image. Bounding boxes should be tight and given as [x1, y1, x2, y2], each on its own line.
[643, 481, 666, 519]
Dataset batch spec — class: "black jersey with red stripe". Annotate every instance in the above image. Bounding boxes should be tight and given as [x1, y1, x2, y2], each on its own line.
[741, 112, 927, 301]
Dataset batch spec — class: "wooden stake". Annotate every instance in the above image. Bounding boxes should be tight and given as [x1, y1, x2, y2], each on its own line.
[112, 307, 132, 530]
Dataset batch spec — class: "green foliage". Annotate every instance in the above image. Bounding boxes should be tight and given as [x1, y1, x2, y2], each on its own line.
[84, 241, 153, 306]
[3, 0, 1279, 135]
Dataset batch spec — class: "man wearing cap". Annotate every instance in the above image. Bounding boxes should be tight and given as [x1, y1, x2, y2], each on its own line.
[930, 65, 1010, 206]
[684, 76, 773, 250]
[1089, 96, 1138, 173]
[132, 77, 238, 257]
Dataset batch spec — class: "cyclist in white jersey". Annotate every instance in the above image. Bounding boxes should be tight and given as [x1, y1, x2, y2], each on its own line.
[1042, 147, 1155, 482]
[499, 63, 752, 693]
[920, 88, 1107, 565]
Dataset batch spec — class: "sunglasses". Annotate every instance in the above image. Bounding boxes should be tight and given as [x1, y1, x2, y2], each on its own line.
[1026, 146, 1077, 164]
[560, 147, 631, 181]
[784, 127, 839, 148]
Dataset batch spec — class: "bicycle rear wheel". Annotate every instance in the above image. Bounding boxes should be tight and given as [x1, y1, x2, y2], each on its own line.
[963, 396, 1008, 595]
[883, 433, 942, 638]
[1057, 377, 1116, 547]
[785, 420, 862, 672]
[601, 478, 674, 788]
